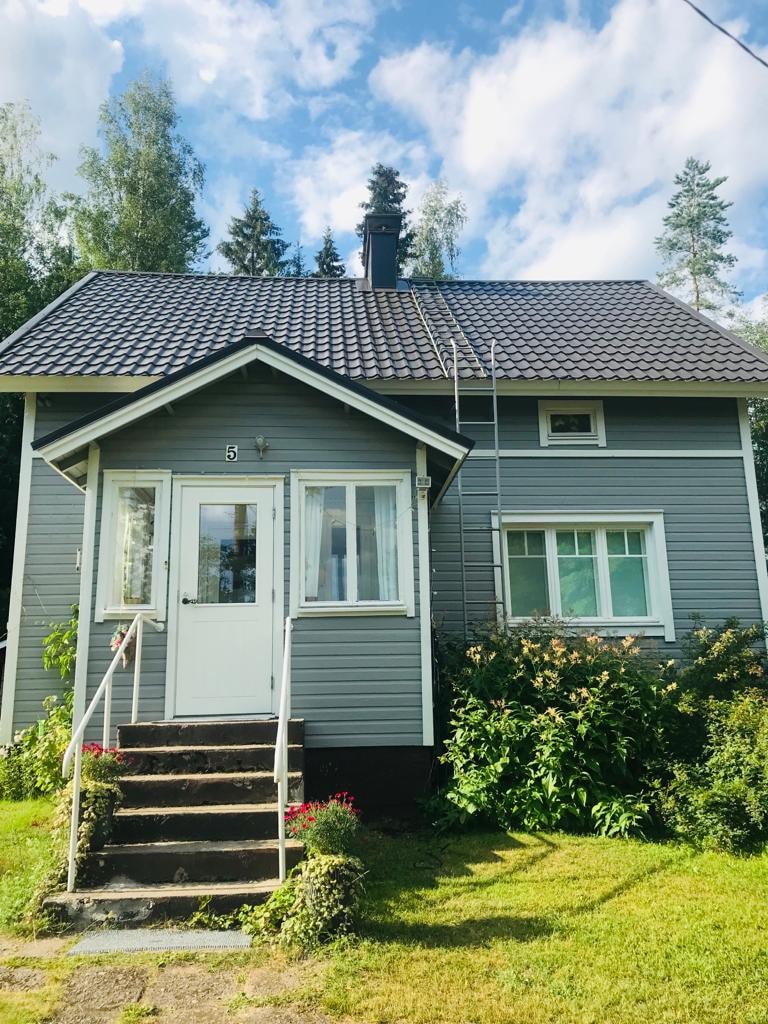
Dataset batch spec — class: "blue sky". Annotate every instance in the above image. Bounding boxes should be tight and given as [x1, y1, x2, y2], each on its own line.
[2, 0, 768, 303]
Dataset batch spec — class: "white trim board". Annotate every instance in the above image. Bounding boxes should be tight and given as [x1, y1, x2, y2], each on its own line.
[36, 343, 471, 467]
[738, 399, 768, 638]
[492, 509, 675, 642]
[370, 379, 768, 398]
[0, 394, 36, 743]
[470, 448, 746, 459]
[416, 444, 434, 746]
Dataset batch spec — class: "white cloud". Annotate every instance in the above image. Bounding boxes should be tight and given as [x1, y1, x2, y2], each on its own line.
[369, 0, 768, 285]
[0, 0, 123, 193]
[285, 128, 430, 242]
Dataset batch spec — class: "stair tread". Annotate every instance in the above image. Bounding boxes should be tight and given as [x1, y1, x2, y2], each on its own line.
[99, 838, 303, 855]
[115, 802, 285, 816]
[48, 879, 279, 901]
[121, 744, 303, 753]
[124, 771, 301, 784]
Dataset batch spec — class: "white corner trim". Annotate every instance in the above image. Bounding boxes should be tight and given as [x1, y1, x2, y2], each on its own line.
[289, 468, 416, 618]
[492, 509, 676, 642]
[0, 394, 36, 743]
[94, 470, 172, 624]
[416, 445, 434, 746]
[470, 448, 746, 459]
[538, 399, 606, 447]
[738, 398, 768, 635]
[71, 444, 100, 730]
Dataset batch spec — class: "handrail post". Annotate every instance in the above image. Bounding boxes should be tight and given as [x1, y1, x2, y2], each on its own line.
[274, 616, 292, 883]
[66, 743, 83, 892]
[131, 615, 144, 724]
[102, 675, 112, 749]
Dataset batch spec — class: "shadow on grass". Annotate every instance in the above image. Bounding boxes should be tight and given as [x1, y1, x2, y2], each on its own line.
[366, 912, 555, 947]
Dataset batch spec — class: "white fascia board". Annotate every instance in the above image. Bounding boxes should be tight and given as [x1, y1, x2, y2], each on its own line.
[0, 375, 158, 394]
[369, 379, 768, 398]
[37, 343, 470, 466]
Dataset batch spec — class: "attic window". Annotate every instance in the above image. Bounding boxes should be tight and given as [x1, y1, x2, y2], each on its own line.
[538, 401, 606, 447]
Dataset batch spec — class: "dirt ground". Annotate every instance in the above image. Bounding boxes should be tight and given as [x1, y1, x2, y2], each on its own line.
[0, 940, 334, 1024]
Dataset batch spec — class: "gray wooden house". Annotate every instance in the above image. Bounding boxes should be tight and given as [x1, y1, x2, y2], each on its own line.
[2, 213, 768, 921]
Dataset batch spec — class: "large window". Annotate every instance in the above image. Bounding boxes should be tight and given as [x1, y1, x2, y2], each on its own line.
[96, 471, 171, 621]
[293, 471, 414, 615]
[498, 512, 674, 638]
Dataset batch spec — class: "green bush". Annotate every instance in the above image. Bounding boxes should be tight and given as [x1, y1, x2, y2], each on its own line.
[285, 793, 361, 855]
[660, 691, 768, 852]
[0, 690, 73, 799]
[242, 854, 365, 950]
[42, 606, 78, 682]
[437, 625, 675, 837]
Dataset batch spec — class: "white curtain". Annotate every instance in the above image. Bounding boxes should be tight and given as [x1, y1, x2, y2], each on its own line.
[374, 486, 398, 601]
[304, 487, 324, 600]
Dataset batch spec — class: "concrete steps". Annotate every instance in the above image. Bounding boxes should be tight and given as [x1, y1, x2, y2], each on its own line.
[45, 718, 305, 929]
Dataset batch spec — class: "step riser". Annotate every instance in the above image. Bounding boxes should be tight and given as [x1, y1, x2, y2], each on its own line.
[44, 889, 273, 931]
[120, 775, 303, 808]
[121, 746, 304, 776]
[86, 845, 303, 886]
[118, 720, 303, 748]
[113, 809, 279, 844]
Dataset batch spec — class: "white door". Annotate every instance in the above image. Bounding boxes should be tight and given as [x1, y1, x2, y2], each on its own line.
[171, 481, 276, 717]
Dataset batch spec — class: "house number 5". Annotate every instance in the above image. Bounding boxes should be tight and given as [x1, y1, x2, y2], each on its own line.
[225, 444, 238, 462]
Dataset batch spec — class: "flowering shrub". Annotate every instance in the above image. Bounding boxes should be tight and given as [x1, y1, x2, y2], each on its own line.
[81, 744, 128, 784]
[286, 793, 361, 855]
[437, 625, 674, 837]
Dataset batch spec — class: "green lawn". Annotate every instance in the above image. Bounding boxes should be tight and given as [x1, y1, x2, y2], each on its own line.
[0, 798, 56, 936]
[1, 803, 767, 1023]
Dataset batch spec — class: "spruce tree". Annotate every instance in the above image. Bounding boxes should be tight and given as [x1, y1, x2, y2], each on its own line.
[655, 157, 739, 313]
[356, 163, 415, 276]
[73, 75, 209, 272]
[286, 242, 309, 277]
[217, 189, 289, 277]
[313, 227, 346, 278]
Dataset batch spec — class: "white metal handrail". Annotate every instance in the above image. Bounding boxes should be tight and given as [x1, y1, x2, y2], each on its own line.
[61, 610, 163, 892]
[273, 616, 293, 882]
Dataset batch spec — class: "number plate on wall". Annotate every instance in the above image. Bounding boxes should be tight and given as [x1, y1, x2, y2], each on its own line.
[225, 444, 238, 462]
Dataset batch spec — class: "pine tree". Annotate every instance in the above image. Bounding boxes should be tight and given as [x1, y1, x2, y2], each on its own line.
[409, 180, 467, 280]
[286, 242, 309, 277]
[217, 189, 289, 277]
[356, 163, 415, 276]
[313, 227, 345, 278]
[72, 75, 209, 272]
[655, 157, 739, 313]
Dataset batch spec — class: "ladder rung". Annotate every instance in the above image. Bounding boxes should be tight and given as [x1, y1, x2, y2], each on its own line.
[457, 386, 494, 392]
[465, 598, 504, 604]
[463, 561, 503, 568]
[462, 489, 500, 496]
[459, 420, 496, 426]
[461, 526, 499, 532]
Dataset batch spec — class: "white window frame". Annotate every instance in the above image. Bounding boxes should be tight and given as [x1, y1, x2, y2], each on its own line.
[95, 470, 172, 622]
[290, 469, 415, 617]
[492, 510, 675, 640]
[538, 400, 606, 447]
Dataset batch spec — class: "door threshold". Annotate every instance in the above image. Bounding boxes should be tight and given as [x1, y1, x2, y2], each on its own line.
[170, 714, 276, 722]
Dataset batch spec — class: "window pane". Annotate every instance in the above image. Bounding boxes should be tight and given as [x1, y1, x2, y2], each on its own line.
[113, 486, 156, 606]
[550, 413, 592, 434]
[558, 554, 598, 616]
[356, 486, 399, 601]
[556, 530, 576, 555]
[609, 556, 648, 616]
[526, 530, 545, 556]
[507, 531, 525, 556]
[508, 557, 550, 616]
[576, 531, 593, 555]
[627, 530, 645, 555]
[606, 530, 625, 555]
[198, 504, 257, 604]
[304, 486, 347, 602]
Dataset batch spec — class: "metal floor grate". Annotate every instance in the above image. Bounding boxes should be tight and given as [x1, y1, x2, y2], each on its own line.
[68, 928, 251, 955]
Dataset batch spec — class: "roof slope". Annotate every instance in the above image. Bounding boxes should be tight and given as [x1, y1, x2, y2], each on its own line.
[1, 271, 768, 385]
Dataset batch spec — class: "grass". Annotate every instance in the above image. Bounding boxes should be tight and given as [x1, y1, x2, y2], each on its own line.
[1, 804, 767, 1022]
[0, 798, 57, 936]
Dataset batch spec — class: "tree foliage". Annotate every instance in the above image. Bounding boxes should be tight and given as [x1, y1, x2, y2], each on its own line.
[655, 157, 739, 313]
[217, 188, 289, 276]
[357, 163, 415, 276]
[286, 242, 310, 277]
[72, 75, 209, 272]
[409, 180, 467, 280]
[313, 227, 345, 278]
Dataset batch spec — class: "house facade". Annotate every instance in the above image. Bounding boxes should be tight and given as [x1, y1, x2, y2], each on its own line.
[2, 214, 768, 803]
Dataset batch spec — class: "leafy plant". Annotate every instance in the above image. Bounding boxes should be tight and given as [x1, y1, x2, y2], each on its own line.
[286, 793, 361, 855]
[42, 604, 78, 682]
[436, 625, 675, 837]
[0, 689, 74, 799]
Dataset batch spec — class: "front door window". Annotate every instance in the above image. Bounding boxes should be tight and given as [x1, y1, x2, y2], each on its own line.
[197, 503, 258, 604]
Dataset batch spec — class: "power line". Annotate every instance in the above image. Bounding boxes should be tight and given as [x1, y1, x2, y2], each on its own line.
[679, 0, 768, 71]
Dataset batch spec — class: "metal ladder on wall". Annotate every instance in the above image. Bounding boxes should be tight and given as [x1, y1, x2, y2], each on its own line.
[410, 281, 507, 641]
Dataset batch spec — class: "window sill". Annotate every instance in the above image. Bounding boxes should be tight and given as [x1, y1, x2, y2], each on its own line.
[505, 616, 670, 639]
[297, 602, 411, 618]
[97, 609, 165, 623]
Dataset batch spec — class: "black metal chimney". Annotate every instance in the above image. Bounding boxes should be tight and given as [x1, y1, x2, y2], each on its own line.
[363, 213, 401, 290]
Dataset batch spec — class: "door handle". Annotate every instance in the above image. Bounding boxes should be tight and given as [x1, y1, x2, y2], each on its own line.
[181, 596, 198, 605]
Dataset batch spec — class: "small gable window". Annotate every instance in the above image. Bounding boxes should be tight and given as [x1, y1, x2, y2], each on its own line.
[538, 400, 606, 447]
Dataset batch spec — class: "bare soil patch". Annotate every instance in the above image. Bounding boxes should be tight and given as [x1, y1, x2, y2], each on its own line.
[0, 965, 46, 990]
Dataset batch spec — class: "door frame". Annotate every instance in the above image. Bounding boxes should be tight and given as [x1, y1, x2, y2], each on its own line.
[164, 474, 285, 720]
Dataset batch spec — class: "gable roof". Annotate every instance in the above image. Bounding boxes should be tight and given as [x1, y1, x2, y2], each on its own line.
[2, 270, 768, 388]
[33, 335, 474, 472]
